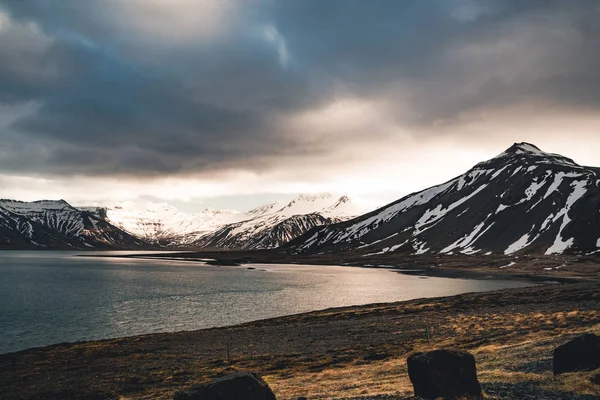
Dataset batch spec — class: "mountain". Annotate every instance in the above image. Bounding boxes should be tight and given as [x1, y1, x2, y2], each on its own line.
[82, 202, 247, 245]
[288, 143, 600, 256]
[79, 193, 370, 249]
[0, 199, 148, 249]
[187, 193, 371, 249]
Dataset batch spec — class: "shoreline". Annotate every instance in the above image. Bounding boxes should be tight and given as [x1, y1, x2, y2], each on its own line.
[0, 279, 581, 358]
[1, 281, 599, 399]
[0, 266, 541, 358]
[81, 251, 592, 285]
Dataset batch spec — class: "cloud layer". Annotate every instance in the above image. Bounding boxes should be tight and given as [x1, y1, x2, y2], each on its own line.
[1, 0, 600, 204]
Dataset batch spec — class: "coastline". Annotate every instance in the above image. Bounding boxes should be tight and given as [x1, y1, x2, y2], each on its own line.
[2, 280, 599, 399]
[81, 250, 598, 284]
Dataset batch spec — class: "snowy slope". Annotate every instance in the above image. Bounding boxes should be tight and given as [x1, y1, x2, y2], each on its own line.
[288, 143, 600, 256]
[189, 193, 371, 249]
[0, 199, 147, 249]
[79, 193, 369, 249]
[83, 202, 247, 244]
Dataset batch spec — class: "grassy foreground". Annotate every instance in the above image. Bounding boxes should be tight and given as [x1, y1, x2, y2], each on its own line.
[1, 281, 599, 399]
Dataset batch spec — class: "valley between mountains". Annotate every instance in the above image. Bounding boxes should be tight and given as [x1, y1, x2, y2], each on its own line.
[4, 143, 600, 261]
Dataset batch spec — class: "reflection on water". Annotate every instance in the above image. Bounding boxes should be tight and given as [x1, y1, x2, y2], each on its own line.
[0, 251, 532, 354]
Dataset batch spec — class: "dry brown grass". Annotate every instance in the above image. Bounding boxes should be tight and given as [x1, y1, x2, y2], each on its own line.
[266, 357, 413, 400]
[265, 319, 600, 399]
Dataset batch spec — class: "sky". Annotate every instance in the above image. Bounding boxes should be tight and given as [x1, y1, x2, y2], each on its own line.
[1, 0, 600, 212]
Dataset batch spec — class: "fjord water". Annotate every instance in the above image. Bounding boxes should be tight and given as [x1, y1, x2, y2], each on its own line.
[0, 251, 531, 354]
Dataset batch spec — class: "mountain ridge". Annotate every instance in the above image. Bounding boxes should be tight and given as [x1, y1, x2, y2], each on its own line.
[79, 193, 370, 249]
[0, 199, 148, 250]
[287, 143, 600, 256]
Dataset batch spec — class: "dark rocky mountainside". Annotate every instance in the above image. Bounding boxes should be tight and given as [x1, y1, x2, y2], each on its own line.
[191, 213, 337, 250]
[288, 143, 600, 256]
[0, 199, 148, 250]
[182, 193, 366, 250]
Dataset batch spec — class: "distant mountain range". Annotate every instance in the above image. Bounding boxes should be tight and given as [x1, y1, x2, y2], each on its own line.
[84, 193, 369, 249]
[0, 193, 369, 250]
[4, 143, 600, 255]
[288, 143, 600, 256]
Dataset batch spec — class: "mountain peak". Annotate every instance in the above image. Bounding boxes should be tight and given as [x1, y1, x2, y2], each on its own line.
[505, 142, 544, 155]
[486, 142, 578, 167]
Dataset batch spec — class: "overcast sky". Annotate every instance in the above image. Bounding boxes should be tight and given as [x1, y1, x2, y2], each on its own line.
[1, 0, 600, 212]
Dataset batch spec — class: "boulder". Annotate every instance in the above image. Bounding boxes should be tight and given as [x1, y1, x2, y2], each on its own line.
[553, 333, 600, 375]
[407, 349, 482, 400]
[174, 372, 277, 400]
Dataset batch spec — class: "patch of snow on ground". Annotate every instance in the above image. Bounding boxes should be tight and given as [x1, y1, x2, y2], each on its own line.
[491, 165, 510, 179]
[414, 241, 430, 255]
[356, 232, 398, 249]
[388, 241, 409, 252]
[545, 179, 589, 254]
[543, 172, 581, 200]
[440, 217, 495, 254]
[505, 232, 532, 254]
[496, 204, 509, 213]
[524, 179, 547, 201]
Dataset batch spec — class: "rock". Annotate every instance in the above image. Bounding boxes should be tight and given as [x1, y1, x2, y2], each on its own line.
[173, 372, 276, 400]
[553, 333, 600, 375]
[407, 349, 482, 399]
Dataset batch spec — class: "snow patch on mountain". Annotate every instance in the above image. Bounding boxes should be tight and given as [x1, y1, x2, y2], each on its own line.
[544, 179, 589, 254]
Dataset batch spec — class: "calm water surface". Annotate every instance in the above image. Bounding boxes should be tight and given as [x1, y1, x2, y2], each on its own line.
[0, 251, 532, 354]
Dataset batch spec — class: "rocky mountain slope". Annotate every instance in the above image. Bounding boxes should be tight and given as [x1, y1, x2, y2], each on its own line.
[288, 143, 600, 256]
[0, 200, 148, 249]
[178, 193, 369, 249]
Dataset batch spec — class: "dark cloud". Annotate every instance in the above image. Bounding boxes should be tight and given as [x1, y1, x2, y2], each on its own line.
[0, 0, 599, 177]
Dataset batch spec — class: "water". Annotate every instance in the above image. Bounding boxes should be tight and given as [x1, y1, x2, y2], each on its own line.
[0, 251, 532, 354]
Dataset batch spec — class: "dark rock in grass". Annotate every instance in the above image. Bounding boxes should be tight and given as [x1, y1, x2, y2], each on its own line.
[591, 373, 600, 385]
[553, 333, 600, 375]
[173, 372, 276, 400]
[407, 349, 482, 399]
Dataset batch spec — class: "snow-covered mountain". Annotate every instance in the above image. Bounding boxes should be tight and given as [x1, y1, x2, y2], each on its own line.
[79, 193, 370, 249]
[0, 199, 147, 249]
[288, 143, 600, 256]
[82, 202, 247, 245]
[191, 193, 369, 249]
